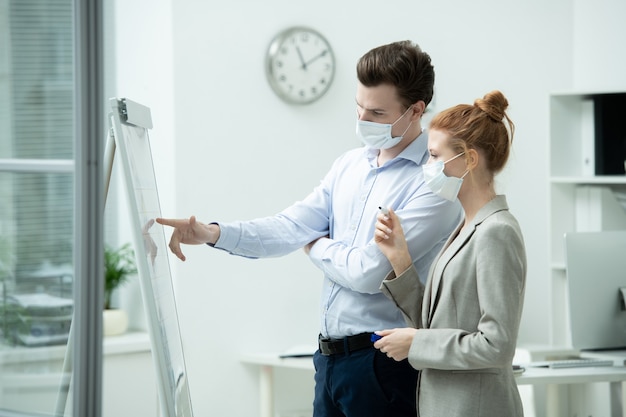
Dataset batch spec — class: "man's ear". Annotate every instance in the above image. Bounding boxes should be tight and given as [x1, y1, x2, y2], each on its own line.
[410, 100, 426, 121]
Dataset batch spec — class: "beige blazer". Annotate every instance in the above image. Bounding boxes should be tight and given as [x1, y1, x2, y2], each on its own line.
[381, 195, 526, 417]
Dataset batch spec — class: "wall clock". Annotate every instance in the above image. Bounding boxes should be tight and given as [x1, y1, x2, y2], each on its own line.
[265, 26, 336, 105]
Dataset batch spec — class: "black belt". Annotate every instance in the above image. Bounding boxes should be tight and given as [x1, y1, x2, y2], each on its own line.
[318, 333, 375, 356]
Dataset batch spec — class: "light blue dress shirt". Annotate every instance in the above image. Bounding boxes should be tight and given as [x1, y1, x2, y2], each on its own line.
[215, 130, 463, 339]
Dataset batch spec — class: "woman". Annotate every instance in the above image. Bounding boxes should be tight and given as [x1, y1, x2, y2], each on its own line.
[373, 90, 526, 417]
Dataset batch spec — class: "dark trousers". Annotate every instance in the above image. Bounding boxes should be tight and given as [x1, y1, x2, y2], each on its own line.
[312, 347, 418, 417]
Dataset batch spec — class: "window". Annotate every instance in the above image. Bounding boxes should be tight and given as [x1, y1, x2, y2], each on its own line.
[0, 0, 77, 414]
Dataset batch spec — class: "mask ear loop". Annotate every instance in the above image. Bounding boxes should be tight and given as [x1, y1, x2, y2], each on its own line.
[461, 148, 480, 179]
[391, 106, 414, 126]
[390, 106, 414, 139]
[446, 152, 470, 179]
[398, 120, 413, 137]
[444, 151, 465, 164]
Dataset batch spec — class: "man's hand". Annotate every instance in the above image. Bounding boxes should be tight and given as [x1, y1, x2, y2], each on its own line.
[156, 215, 219, 261]
[303, 235, 329, 255]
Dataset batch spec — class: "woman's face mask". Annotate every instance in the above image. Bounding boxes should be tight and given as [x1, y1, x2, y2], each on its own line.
[423, 152, 468, 201]
[355, 106, 413, 149]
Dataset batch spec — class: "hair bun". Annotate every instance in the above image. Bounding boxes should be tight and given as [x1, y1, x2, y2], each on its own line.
[474, 90, 508, 122]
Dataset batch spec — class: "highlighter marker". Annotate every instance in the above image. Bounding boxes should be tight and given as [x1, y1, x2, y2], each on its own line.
[378, 206, 389, 216]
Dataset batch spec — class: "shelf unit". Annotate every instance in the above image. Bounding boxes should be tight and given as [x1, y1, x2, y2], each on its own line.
[548, 91, 626, 346]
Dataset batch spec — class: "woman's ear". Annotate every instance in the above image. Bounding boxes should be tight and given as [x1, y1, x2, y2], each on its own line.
[466, 148, 479, 170]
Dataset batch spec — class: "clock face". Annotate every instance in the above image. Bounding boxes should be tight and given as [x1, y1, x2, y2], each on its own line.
[266, 27, 335, 105]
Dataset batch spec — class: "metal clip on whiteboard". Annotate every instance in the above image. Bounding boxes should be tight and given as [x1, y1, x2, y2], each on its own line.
[119, 98, 153, 129]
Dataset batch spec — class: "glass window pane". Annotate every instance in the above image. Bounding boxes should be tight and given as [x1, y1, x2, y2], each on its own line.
[0, 0, 76, 415]
[4, 171, 74, 293]
[1, 0, 73, 160]
[0, 171, 74, 415]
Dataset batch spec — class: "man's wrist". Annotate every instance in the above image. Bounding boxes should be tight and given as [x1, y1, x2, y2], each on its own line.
[207, 222, 220, 246]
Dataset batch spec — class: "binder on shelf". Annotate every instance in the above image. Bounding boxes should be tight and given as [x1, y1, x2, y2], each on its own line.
[580, 99, 595, 177]
[575, 186, 626, 231]
[593, 93, 626, 176]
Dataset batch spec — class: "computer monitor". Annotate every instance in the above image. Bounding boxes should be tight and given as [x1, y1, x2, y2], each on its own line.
[564, 230, 626, 351]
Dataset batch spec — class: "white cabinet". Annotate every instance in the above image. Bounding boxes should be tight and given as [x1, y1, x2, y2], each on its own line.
[548, 91, 626, 346]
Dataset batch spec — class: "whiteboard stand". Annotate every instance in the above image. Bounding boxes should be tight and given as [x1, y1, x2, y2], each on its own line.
[55, 126, 115, 417]
[106, 97, 194, 417]
[55, 316, 73, 416]
[55, 98, 194, 417]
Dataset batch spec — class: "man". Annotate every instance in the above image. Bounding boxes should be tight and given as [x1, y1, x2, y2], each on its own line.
[157, 40, 462, 417]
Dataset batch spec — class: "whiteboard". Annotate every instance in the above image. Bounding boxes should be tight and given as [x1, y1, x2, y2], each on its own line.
[108, 98, 193, 417]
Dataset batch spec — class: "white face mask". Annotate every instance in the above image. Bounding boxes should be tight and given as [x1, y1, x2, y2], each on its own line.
[423, 152, 468, 201]
[356, 106, 413, 149]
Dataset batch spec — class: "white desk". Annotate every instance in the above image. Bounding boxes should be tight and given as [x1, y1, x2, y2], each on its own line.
[241, 353, 626, 417]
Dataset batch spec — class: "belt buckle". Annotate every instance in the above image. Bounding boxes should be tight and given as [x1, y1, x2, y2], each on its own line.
[319, 337, 340, 356]
[318, 336, 330, 356]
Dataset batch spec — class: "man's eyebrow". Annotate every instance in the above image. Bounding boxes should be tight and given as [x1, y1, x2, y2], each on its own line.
[355, 100, 385, 113]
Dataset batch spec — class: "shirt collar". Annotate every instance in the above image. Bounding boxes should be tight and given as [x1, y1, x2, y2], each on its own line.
[363, 128, 430, 167]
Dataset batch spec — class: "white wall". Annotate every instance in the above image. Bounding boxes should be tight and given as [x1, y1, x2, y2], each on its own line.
[573, 0, 626, 91]
[110, 1, 626, 416]
[104, 0, 175, 330]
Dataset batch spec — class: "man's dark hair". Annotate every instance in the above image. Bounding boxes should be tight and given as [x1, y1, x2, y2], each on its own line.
[357, 40, 434, 109]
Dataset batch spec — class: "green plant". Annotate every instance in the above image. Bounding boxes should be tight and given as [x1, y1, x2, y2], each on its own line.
[104, 243, 137, 310]
[0, 235, 13, 283]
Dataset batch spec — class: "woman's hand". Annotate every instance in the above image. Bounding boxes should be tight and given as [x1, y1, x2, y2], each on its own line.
[374, 208, 412, 275]
[372, 328, 417, 361]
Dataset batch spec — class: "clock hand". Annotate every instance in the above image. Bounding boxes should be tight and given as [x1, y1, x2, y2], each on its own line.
[296, 46, 307, 70]
[304, 49, 328, 67]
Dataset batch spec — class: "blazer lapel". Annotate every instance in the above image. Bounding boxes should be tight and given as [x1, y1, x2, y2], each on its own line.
[426, 223, 473, 326]
[425, 196, 510, 327]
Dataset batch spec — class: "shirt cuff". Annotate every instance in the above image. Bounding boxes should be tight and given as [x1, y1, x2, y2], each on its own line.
[212, 221, 240, 251]
[307, 236, 332, 268]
